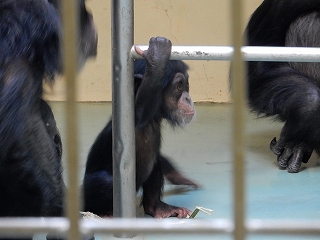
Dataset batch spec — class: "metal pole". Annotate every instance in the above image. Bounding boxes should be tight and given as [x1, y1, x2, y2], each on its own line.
[230, 0, 246, 239]
[82, 218, 233, 235]
[111, 0, 136, 225]
[131, 45, 320, 62]
[1, 218, 320, 237]
[80, 219, 320, 236]
[61, 0, 80, 239]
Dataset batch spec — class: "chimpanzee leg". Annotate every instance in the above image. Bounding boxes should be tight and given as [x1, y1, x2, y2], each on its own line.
[83, 171, 114, 217]
[250, 63, 320, 172]
[142, 156, 191, 218]
[159, 155, 198, 188]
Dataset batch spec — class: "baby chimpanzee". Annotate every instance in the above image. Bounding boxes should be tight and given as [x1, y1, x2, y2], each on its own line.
[84, 37, 195, 218]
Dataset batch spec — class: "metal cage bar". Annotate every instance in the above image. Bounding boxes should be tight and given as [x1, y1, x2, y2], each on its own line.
[111, 0, 136, 223]
[61, 0, 81, 239]
[0, 50, 319, 237]
[131, 45, 320, 62]
[1, 218, 320, 237]
[230, 0, 246, 239]
[2, 1, 320, 240]
[82, 219, 320, 236]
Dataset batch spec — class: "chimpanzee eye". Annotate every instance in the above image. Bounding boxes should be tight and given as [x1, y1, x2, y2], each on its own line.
[176, 82, 182, 92]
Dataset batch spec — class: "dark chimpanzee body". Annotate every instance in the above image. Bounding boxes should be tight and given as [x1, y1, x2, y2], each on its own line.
[83, 37, 196, 218]
[246, 0, 320, 173]
[0, 0, 97, 231]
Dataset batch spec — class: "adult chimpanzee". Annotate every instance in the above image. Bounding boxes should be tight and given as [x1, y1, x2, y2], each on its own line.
[83, 37, 196, 218]
[0, 0, 97, 227]
[246, 0, 320, 173]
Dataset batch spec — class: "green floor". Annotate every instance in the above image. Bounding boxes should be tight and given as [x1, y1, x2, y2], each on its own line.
[48, 102, 320, 240]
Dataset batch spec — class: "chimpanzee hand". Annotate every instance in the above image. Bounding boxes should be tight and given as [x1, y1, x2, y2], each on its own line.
[134, 37, 172, 67]
[144, 200, 191, 218]
[134, 37, 173, 126]
[270, 137, 313, 173]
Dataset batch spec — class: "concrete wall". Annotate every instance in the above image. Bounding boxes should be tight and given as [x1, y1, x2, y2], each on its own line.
[44, 0, 263, 103]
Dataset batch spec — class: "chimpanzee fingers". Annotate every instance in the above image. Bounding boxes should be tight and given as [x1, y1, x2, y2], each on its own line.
[270, 137, 285, 155]
[287, 147, 304, 173]
[287, 144, 313, 173]
[135, 37, 172, 63]
[277, 147, 293, 169]
[134, 45, 145, 57]
[149, 36, 172, 53]
[144, 37, 172, 62]
[274, 143, 313, 173]
[270, 137, 289, 169]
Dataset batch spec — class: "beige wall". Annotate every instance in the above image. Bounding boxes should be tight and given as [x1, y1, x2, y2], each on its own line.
[44, 0, 263, 103]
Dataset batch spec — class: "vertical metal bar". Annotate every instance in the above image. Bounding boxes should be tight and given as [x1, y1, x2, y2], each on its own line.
[111, 0, 136, 223]
[61, 0, 80, 239]
[230, 0, 246, 240]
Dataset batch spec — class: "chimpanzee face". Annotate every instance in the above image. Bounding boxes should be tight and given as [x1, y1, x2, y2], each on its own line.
[163, 71, 195, 127]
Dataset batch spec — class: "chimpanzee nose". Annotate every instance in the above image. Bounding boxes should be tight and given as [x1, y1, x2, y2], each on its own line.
[185, 95, 192, 104]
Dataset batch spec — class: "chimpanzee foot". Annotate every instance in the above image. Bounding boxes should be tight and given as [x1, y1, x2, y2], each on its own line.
[160, 155, 199, 188]
[145, 201, 191, 218]
[270, 137, 313, 173]
[165, 171, 199, 189]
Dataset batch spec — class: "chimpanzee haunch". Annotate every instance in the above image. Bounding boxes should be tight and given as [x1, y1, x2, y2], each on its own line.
[246, 0, 320, 173]
[83, 37, 196, 218]
[0, 0, 97, 226]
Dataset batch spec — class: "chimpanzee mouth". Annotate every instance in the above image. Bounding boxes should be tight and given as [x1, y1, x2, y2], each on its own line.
[185, 110, 195, 115]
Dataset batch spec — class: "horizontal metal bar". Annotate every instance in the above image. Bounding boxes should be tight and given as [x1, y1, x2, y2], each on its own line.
[131, 46, 320, 62]
[81, 218, 233, 235]
[0, 218, 319, 237]
[247, 220, 320, 235]
[0, 218, 69, 237]
[82, 219, 320, 236]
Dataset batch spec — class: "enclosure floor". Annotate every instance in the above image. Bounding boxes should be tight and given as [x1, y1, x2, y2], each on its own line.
[42, 102, 320, 240]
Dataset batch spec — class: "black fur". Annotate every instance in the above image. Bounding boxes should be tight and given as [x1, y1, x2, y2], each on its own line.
[0, 0, 97, 239]
[83, 37, 195, 218]
[246, 0, 320, 172]
[134, 59, 189, 88]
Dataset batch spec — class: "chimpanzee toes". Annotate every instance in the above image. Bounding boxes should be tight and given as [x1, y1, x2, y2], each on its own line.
[170, 207, 191, 218]
[176, 207, 192, 218]
[149, 202, 191, 218]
